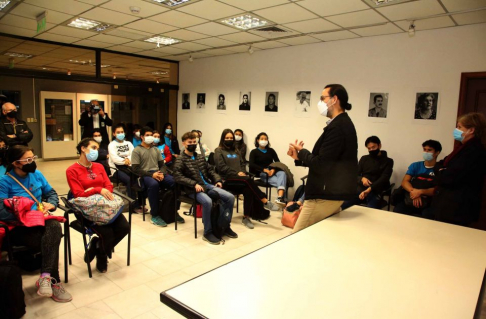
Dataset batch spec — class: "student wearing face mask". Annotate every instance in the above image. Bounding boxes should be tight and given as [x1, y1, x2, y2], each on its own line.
[288, 84, 358, 233]
[191, 130, 211, 161]
[66, 138, 129, 274]
[234, 129, 247, 162]
[341, 136, 393, 210]
[162, 122, 180, 157]
[132, 124, 142, 148]
[0, 137, 8, 177]
[92, 129, 110, 176]
[0, 102, 33, 147]
[131, 126, 179, 227]
[153, 130, 173, 167]
[431, 113, 486, 226]
[0, 145, 71, 302]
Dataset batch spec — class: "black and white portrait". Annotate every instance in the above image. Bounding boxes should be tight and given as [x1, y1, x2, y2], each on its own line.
[182, 93, 190, 110]
[414, 92, 438, 120]
[239, 92, 251, 111]
[265, 92, 279, 112]
[217, 93, 226, 110]
[196, 93, 205, 109]
[295, 91, 311, 113]
[368, 93, 388, 118]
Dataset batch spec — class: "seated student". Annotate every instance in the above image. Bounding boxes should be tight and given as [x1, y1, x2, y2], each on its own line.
[162, 122, 180, 158]
[393, 140, 442, 216]
[249, 132, 287, 206]
[131, 126, 181, 227]
[173, 132, 237, 245]
[214, 129, 280, 229]
[0, 137, 8, 177]
[92, 128, 110, 177]
[153, 130, 173, 167]
[67, 138, 130, 273]
[132, 124, 142, 148]
[341, 136, 394, 210]
[234, 129, 247, 162]
[193, 130, 211, 161]
[0, 145, 72, 302]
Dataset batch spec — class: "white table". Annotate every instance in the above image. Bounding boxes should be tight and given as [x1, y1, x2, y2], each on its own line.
[160, 206, 486, 319]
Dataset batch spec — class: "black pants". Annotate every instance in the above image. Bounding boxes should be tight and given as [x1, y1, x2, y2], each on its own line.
[91, 214, 129, 259]
[224, 176, 266, 217]
[10, 220, 62, 281]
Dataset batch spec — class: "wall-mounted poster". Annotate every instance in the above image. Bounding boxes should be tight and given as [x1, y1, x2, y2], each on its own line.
[295, 91, 311, 117]
[368, 93, 388, 118]
[239, 92, 251, 111]
[182, 93, 190, 110]
[217, 93, 226, 111]
[265, 92, 279, 112]
[414, 92, 438, 120]
[196, 93, 205, 111]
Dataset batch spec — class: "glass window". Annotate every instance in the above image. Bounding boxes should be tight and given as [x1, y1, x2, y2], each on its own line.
[45, 99, 73, 142]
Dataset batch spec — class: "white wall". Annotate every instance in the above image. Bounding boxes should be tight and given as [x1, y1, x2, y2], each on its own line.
[177, 23, 486, 198]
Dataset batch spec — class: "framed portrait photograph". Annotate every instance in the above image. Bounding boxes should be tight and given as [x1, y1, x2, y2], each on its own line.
[295, 91, 311, 117]
[414, 92, 439, 120]
[216, 93, 227, 111]
[368, 93, 389, 118]
[196, 93, 206, 112]
[181, 93, 190, 110]
[265, 92, 279, 113]
[239, 91, 251, 111]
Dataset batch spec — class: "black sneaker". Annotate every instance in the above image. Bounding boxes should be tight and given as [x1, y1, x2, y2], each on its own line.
[84, 236, 99, 263]
[203, 233, 221, 245]
[224, 227, 238, 239]
[176, 213, 185, 224]
[275, 197, 287, 208]
[96, 252, 108, 273]
[286, 203, 300, 212]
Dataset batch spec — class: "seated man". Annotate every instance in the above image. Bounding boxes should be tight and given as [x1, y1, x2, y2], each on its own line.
[0, 102, 33, 147]
[131, 126, 180, 227]
[393, 139, 442, 217]
[173, 132, 237, 245]
[93, 128, 110, 176]
[342, 136, 394, 210]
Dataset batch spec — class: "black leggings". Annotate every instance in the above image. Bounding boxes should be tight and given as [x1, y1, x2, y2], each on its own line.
[223, 176, 266, 217]
[10, 220, 62, 281]
[91, 214, 129, 259]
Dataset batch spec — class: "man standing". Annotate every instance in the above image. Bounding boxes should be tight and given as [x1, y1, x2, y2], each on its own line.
[0, 102, 33, 146]
[368, 94, 387, 118]
[239, 94, 250, 111]
[78, 100, 112, 142]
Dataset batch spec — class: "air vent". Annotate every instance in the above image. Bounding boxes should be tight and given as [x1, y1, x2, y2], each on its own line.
[255, 26, 288, 33]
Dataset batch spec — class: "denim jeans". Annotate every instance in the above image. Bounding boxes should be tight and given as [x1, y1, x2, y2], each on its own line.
[142, 172, 175, 216]
[260, 170, 287, 191]
[341, 192, 381, 210]
[114, 170, 136, 201]
[192, 184, 235, 236]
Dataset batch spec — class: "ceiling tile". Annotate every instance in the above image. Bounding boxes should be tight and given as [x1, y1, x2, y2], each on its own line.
[252, 40, 289, 49]
[310, 30, 360, 41]
[9, 3, 74, 24]
[0, 14, 56, 32]
[35, 33, 82, 44]
[148, 10, 207, 28]
[72, 39, 114, 48]
[105, 45, 142, 53]
[193, 37, 236, 47]
[80, 7, 140, 25]
[163, 29, 208, 41]
[202, 48, 235, 55]
[115, 27, 151, 36]
[77, 0, 110, 5]
[217, 0, 288, 11]
[155, 46, 189, 55]
[0, 41, 22, 51]
[351, 22, 403, 37]
[49, 26, 95, 38]
[326, 9, 388, 28]
[171, 42, 211, 51]
[105, 28, 148, 40]
[219, 32, 266, 43]
[101, 0, 169, 17]
[376, 0, 446, 21]
[283, 18, 340, 33]
[394, 16, 455, 31]
[224, 44, 261, 53]
[277, 35, 321, 45]
[123, 41, 160, 49]
[297, 0, 369, 17]
[24, 0, 93, 16]
[187, 22, 238, 36]
[12, 43, 56, 54]
[136, 50, 167, 58]
[88, 34, 132, 44]
[254, 3, 319, 24]
[452, 9, 486, 25]
[123, 20, 178, 34]
[160, 55, 190, 61]
[178, 0, 244, 20]
[248, 28, 296, 39]
[441, 0, 486, 12]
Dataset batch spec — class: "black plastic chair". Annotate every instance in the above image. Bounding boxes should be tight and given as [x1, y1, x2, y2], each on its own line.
[380, 183, 395, 211]
[174, 183, 199, 238]
[254, 171, 289, 202]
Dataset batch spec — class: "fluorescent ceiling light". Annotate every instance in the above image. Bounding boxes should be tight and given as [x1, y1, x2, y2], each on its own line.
[69, 59, 110, 68]
[144, 36, 181, 45]
[0, 1, 11, 10]
[221, 14, 269, 30]
[67, 18, 113, 32]
[151, 0, 192, 7]
[150, 71, 168, 75]
[4, 52, 33, 58]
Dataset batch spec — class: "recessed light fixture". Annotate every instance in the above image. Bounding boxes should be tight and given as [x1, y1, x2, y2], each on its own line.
[4, 52, 33, 58]
[408, 21, 415, 37]
[188, 55, 193, 62]
[221, 14, 269, 30]
[248, 46, 254, 55]
[144, 36, 181, 46]
[0, 1, 11, 11]
[150, 0, 192, 7]
[67, 17, 113, 32]
[150, 71, 168, 75]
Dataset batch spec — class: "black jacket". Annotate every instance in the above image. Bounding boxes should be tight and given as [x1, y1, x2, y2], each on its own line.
[432, 138, 486, 225]
[173, 152, 222, 193]
[357, 151, 394, 194]
[79, 111, 113, 143]
[296, 112, 358, 200]
[0, 118, 33, 146]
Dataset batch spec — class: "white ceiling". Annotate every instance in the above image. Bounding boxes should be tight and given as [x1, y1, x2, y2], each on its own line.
[0, 0, 484, 62]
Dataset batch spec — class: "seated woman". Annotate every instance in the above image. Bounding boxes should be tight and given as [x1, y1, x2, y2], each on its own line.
[193, 130, 211, 161]
[234, 129, 247, 163]
[162, 122, 181, 158]
[0, 145, 72, 302]
[215, 129, 279, 229]
[66, 138, 129, 273]
[153, 130, 173, 167]
[0, 137, 8, 177]
[249, 132, 287, 207]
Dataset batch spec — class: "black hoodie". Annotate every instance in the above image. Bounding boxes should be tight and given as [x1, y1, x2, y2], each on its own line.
[357, 150, 394, 194]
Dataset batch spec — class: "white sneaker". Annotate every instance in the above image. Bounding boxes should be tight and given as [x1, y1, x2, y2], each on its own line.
[263, 201, 280, 211]
[242, 217, 254, 229]
[36, 276, 53, 297]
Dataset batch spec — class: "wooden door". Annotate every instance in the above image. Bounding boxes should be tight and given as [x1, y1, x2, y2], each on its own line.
[457, 72, 486, 230]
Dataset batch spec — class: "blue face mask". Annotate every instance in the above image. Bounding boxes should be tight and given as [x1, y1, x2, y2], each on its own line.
[453, 128, 465, 142]
[153, 137, 160, 144]
[423, 152, 434, 161]
[116, 133, 125, 141]
[86, 149, 99, 162]
[165, 129, 172, 135]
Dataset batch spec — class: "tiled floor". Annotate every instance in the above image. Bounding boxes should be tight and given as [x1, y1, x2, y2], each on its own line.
[18, 160, 293, 319]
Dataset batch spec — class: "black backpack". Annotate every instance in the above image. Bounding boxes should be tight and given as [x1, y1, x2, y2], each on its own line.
[0, 262, 26, 319]
[208, 191, 231, 239]
[158, 189, 176, 224]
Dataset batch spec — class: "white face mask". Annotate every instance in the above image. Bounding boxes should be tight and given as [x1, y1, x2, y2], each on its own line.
[235, 135, 242, 141]
[259, 140, 268, 147]
[135, 131, 140, 137]
[317, 98, 334, 118]
[93, 136, 102, 143]
[144, 136, 154, 144]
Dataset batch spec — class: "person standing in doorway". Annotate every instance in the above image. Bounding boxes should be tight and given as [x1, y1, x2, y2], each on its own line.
[79, 100, 113, 142]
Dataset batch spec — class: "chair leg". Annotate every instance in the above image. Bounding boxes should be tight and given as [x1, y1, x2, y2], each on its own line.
[142, 194, 146, 222]
[193, 204, 197, 239]
[236, 196, 239, 213]
[63, 224, 68, 283]
[67, 226, 72, 265]
[127, 209, 131, 266]
[82, 234, 92, 278]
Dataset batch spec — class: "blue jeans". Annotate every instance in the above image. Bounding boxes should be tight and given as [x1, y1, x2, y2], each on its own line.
[192, 184, 235, 236]
[142, 172, 175, 216]
[341, 192, 380, 210]
[260, 171, 287, 191]
[114, 170, 136, 201]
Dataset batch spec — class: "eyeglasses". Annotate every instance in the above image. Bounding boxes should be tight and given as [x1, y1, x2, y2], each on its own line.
[16, 155, 38, 164]
[320, 95, 331, 101]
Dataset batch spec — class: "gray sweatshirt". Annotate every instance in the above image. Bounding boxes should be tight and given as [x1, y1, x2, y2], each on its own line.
[214, 147, 246, 178]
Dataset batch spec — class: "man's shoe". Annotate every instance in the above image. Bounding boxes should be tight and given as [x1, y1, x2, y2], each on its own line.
[84, 236, 99, 263]
[96, 253, 108, 273]
[51, 281, 73, 303]
[286, 203, 300, 212]
[224, 227, 238, 239]
[263, 201, 280, 211]
[275, 197, 287, 208]
[203, 233, 221, 245]
[176, 213, 185, 223]
[36, 276, 53, 297]
[242, 217, 254, 229]
[151, 216, 167, 227]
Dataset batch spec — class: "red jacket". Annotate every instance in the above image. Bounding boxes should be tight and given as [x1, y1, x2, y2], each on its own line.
[66, 162, 113, 198]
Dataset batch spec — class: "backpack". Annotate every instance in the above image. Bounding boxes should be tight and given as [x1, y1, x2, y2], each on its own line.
[207, 191, 231, 239]
[158, 189, 176, 224]
[0, 262, 26, 319]
[248, 197, 270, 221]
[403, 174, 436, 207]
